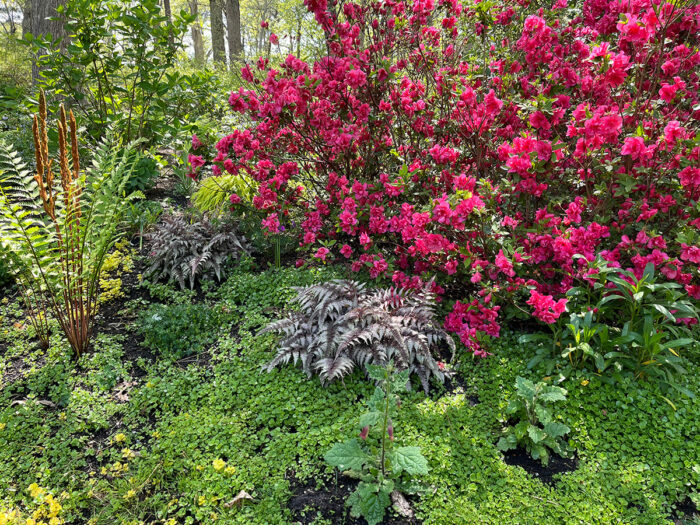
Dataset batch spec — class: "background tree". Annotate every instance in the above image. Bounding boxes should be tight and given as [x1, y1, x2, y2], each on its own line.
[209, 0, 225, 64]
[188, 0, 204, 64]
[27, 0, 66, 83]
[225, 0, 242, 67]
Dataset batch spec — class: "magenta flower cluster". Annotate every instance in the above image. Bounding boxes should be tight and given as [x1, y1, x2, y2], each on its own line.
[192, 0, 699, 354]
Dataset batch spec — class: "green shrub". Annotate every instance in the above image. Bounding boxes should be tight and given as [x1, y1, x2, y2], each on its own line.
[124, 153, 159, 193]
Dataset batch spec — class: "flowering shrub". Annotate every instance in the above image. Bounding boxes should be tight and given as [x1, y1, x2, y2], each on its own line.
[199, 0, 700, 354]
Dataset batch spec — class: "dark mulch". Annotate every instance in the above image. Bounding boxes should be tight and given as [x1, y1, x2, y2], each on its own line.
[288, 474, 422, 525]
[671, 496, 699, 524]
[502, 448, 578, 485]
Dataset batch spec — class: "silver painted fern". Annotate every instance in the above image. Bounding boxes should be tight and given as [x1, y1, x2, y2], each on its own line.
[262, 279, 454, 393]
[144, 214, 249, 289]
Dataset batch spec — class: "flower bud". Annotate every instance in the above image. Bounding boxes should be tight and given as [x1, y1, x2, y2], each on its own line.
[359, 426, 369, 440]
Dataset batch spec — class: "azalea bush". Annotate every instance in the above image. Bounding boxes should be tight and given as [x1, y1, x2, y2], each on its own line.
[196, 0, 699, 356]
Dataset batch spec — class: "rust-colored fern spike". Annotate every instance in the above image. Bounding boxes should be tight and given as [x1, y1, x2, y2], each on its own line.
[69, 109, 80, 181]
[38, 90, 54, 208]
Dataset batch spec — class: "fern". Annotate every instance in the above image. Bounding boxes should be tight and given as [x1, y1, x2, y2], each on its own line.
[192, 173, 256, 214]
[144, 213, 249, 289]
[262, 280, 454, 393]
[0, 91, 140, 357]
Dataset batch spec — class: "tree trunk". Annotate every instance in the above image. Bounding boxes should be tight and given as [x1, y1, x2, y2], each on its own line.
[209, 0, 226, 65]
[163, 0, 173, 45]
[22, 0, 32, 37]
[189, 0, 204, 64]
[225, 0, 242, 68]
[28, 0, 67, 84]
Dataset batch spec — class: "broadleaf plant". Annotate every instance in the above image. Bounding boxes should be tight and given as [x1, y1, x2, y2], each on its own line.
[324, 363, 428, 525]
[262, 279, 454, 393]
[497, 376, 571, 465]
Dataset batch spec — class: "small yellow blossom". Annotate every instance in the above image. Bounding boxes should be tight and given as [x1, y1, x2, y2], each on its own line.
[114, 433, 126, 443]
[212, 459, 225, 472]
[197, 496, 206, 506]
[224, 466, 236, 476]
[28, 484, 44, 499]
[0, 423, 5, 431]
[122, 449, 135, 460]
[124, 490, 136, 500]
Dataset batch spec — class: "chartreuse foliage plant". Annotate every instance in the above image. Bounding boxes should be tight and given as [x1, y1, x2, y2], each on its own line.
[262, 279, 453, 392]
[497, 376, 571, 465]
[325, 363, 428, 525]
[0, 91, 138, 357]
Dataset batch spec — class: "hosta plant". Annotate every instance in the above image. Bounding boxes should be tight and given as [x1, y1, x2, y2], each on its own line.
[497, 377, 571, 466]
[325, 363, 429, 525]
[262, 279, 454, 393]
[144, 213, 248, 289]
[0, 91, 138, 357]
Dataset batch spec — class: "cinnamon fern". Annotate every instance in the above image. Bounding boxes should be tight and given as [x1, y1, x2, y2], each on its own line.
[0, 90, 139, 357]
[262, 280, 454, 393]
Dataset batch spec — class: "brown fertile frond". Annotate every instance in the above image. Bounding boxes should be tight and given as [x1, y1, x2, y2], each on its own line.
[69, 110, 80, 180]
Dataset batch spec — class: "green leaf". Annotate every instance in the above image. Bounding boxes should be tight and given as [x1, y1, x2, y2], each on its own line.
[543, 421, 570, 438]
[515, 376, 536, 404]
[534, 404, 552, 424]
[527, 425, 546, 444]
[539, 386, 567, 403]
[497, 434, 518, 451]
[348, 482, 391, 525]
[359, 411, 381, 428]
[324, 439, 370, 471]
[392, 446, 429, 476]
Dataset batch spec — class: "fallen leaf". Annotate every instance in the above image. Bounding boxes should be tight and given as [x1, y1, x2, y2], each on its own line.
[224, 490, 254, 508]
[391, 490, 414, 519]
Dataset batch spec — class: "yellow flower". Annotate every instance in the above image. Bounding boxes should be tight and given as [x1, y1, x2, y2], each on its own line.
[165, 520, 178, 525]
[28, 484, 44, 499]
[46, 496, 61, 517]
[0, 423, 5, 431]
[124, 490, 136, 500]
[224, 466, 236, 476]
[114, 433, 126, 443]
[212, 459, 226, 472]
[197, 496, 206, 506]
[58, 413, 66, 421]
[122, 448, 135, 460]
